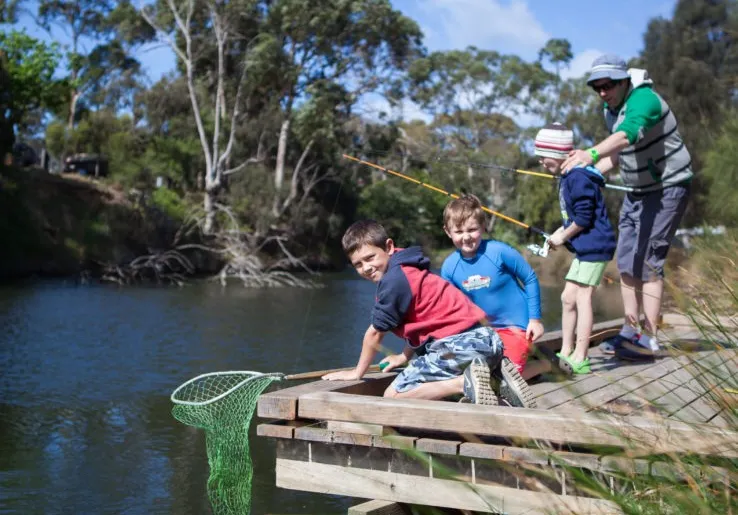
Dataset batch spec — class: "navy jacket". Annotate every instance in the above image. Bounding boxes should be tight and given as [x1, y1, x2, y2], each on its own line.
[371, 247, 485, 348]
[559, 166, 617, 262]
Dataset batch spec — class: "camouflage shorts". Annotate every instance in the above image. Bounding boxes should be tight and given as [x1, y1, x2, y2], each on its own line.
[389, 326, 503, 393]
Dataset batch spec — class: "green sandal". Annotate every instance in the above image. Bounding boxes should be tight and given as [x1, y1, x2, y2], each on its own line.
[556, 353, 591, 374]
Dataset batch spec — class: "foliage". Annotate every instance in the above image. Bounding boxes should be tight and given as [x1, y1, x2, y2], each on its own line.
[151, 187, 187, 222]
[357, 169, 449, 251]
[5, 0, 738, 277]
[0, 30, 64, 154]
[701, 113, 738, 226]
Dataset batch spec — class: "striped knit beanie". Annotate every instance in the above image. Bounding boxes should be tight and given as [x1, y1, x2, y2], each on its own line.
[534, 123, 574, 159]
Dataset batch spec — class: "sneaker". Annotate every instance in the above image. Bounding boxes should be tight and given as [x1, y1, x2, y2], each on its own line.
[493, 357, 537, 408]
[557, 353, 592, 374]
[600, 334, 633, 354]
[462, 357, 498, 406]
[615, 340, 656, 362]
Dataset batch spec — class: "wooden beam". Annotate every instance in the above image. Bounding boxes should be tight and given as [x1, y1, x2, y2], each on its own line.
[258, 422, 729, 483]
[276, 459, 622, 514]
[347, 500, 407, 515]
[327, 421, 388, 436]
[297, 392, 738, 457]
[257, 373, 395, 420]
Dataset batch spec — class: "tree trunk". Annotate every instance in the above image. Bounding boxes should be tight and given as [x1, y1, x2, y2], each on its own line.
[203, 186, 216, 235]
[272, 117, 291, 216]
[67, 89, 79, 129]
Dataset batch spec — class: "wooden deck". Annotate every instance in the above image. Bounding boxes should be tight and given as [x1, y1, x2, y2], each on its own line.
[256, 314, 738, 514]
[527, 313, 737, 428]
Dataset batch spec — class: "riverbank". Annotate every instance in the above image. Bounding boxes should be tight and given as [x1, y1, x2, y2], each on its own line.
[0, 166, 217, 280]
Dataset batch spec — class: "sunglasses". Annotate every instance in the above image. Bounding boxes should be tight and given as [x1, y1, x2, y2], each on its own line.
[591, 80, 622, 93]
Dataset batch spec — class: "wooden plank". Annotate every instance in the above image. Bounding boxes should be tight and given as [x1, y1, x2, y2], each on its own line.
[535, 354, 682, 409]
[531, 347, 664, 401]
[573, 358, 687, 413]
[416, 438, 460, 456]
[327, 421, 388, 436]
[571, 350, 720, 414]
[347, 500, 407, 515]
[276, 459, 622, 514]
[259, 423, 730, 482]
[624, 350, 737, 422]
[297, 391, 738, 457]
[372, 434, 417, 450]
[257, 373, 395, 420]
[257, 422, 300, 439]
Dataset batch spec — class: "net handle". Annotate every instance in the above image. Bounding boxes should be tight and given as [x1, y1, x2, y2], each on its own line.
[284, 364, 387, 381]
[171, 370, 284, 407]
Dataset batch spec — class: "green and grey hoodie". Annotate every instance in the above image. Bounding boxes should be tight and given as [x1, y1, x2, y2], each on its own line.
[605, 68, 693, 192]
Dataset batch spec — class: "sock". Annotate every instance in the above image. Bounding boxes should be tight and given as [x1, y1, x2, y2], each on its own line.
[619, 324, 637, 339]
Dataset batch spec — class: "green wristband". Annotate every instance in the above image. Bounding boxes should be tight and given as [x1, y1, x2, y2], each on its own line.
[587, 148, 600, 164]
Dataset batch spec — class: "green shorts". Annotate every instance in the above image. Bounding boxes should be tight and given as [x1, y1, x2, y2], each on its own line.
[565, 258, 608, 286]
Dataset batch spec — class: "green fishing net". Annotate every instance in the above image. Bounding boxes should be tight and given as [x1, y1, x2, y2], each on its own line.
[171, 371, 283, 515]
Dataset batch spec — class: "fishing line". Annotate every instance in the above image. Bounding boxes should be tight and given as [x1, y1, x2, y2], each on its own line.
[291, 175, 346, 372]
[349, 147, 636, 192]
[343, 154, 549, 236]
[343, 153, 665, 303]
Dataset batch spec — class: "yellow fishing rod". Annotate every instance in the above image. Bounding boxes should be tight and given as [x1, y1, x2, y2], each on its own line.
[438, 157, 636, 192]
[343, 154, 565, 257]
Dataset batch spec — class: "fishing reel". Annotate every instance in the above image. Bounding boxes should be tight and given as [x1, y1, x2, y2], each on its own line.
[526, 239, 550, 258]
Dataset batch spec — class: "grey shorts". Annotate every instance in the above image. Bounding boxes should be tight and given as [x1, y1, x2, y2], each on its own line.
[389, 326, 503, 393]
[616, 183, 690, 281]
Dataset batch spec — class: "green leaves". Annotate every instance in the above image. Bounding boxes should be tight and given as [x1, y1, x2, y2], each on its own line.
[0, 30, 64, 150]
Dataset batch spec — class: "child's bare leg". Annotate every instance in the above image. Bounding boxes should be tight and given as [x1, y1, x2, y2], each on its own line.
[384, 376, 463, 400]
[560, 281, 579, 357]
[573, 284, 596, 363]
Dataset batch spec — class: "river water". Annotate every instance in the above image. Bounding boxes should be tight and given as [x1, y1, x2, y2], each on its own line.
[0, 272, 622, 514]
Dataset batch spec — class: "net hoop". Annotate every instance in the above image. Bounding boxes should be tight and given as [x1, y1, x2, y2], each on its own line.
[170, 370, 284, 407]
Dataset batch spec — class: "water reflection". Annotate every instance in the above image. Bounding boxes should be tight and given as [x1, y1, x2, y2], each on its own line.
[0, 274, 622, 514]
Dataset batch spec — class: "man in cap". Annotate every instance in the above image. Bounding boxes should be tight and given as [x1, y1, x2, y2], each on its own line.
[561, 54, 693, 360]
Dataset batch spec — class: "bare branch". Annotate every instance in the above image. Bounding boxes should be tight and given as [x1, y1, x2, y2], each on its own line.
[138, 2, 188, 63]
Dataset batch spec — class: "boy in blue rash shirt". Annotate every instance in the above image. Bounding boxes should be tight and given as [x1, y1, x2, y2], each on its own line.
[441, 195, 550, 380]
[535, 123, 617, 374]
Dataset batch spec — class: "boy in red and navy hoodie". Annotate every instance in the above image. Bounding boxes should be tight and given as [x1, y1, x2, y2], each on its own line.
[322, 219, 531, 406]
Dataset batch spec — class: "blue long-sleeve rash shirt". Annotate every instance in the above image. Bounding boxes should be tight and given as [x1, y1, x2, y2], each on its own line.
[441, 239, 541, 330]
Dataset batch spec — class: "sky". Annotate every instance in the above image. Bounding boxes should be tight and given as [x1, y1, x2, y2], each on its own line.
[13, 0, 678, 122]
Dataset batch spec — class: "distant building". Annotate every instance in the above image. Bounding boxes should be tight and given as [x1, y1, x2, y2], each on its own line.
[63, 154, 109, 178]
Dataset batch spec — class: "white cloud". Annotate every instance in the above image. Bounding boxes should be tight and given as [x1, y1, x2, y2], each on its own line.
[560, 49, 603, 80]
[423, 0, 549, 55]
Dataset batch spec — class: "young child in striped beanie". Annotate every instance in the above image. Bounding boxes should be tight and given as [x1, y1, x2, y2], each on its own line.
[534, 123, 617, 374]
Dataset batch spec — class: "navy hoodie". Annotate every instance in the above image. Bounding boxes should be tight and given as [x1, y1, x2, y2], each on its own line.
[558, 166, 617, 262]
[372, 247, 485, 348]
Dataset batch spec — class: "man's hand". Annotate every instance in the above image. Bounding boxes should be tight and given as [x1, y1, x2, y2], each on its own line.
[322, 369, 360, 381]
[547, 226, 566, 249]
[526, 319, 545, 343]
[548, 232, 566, 248]
[379, 353, 408, 372]
[561, 149, 593, 173]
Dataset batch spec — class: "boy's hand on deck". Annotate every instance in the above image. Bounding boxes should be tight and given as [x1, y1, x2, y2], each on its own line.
[526, 319, 544, 342]
[379, 354, 408, 372]
[322, 369, 361, 381]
